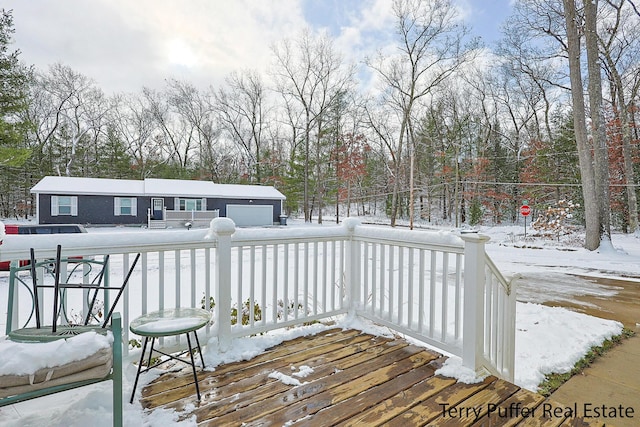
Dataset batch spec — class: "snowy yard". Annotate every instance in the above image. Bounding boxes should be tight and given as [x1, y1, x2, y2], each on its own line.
[0, 221, 636, 426]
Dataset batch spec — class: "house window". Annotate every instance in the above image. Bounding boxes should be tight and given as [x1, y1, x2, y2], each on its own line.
[51, 196, 78, 216]
[175, 198, 206, 211]
[114, 197, 137, 216]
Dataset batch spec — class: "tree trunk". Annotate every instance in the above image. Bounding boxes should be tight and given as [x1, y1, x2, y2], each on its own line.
[619, 106, 639, 234]
[563, 0, 601, 250]
[584, 0, 611, 244]
[602, 45, 639, 234]
[304, 118, 311, 222]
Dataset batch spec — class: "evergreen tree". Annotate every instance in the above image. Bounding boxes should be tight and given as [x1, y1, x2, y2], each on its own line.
[0, 9, 31, 167]
[0, 9, 32, 217]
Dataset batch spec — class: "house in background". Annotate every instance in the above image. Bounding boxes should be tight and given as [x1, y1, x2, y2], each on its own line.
[31, 176, 287, 228]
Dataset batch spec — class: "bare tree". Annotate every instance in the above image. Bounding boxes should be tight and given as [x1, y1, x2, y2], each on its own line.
[366, 0, 474, 227]
[143, 83, 199, 174]
[600, 0, 640, 233]
[111, 93, 161, 178]
[271, 29, 354, 222]
[497, 15, 568, 145]
[30, 63, 108, 177]
[164, 79, 224, 181]
[563, 0, 602, 249]
[215, 70, 270, 183]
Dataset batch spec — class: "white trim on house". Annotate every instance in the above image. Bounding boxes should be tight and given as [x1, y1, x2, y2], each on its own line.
[114, 197, 138, 216]
[51, 195, 78, 216]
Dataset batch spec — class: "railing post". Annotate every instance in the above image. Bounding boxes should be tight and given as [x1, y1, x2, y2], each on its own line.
[342, 218, 361, 315]
[460, 232, 491, 373]
[209, 217, 235, 352]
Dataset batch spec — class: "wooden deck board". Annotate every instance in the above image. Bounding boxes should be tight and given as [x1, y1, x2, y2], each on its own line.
[139, 329, 605, 426]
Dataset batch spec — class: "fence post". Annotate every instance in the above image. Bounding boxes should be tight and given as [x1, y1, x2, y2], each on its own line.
[209, 217, 235, 352]
[459, 232, 491, 373]
[342, 218, 361, 314]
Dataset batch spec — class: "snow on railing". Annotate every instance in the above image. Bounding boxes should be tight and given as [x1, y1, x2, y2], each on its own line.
[0, 218, 515, 380]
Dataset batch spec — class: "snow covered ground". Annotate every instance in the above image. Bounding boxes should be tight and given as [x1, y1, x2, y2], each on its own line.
[0, 221, 637, 426]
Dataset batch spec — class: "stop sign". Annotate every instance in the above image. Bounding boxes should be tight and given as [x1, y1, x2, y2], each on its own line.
[520, 205, 531, 216]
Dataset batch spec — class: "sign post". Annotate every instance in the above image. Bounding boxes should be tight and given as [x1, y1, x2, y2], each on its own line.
[520, 202, 531, 238]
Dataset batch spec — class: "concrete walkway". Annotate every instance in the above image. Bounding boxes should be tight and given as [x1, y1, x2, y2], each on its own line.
[548, 275, 640, 427]
[551, 328, 640, 427]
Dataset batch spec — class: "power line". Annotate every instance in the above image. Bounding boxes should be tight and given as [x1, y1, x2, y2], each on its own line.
[458, 180, 640, 188]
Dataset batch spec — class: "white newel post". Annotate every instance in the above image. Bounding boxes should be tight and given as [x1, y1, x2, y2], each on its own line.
[209, 217, 235, 352]
[342, 218, 361, 314]
[460, 232, 491, 373]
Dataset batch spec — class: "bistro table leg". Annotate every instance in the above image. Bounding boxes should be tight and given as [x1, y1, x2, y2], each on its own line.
[130, 336, 150, 403]
[146, 337, 156, 367]
[185, 332, 201, 400]
[194, 331, 205, 369]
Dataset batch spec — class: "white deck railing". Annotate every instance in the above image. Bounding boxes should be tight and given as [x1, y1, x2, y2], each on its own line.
[0, 218, 515, 381]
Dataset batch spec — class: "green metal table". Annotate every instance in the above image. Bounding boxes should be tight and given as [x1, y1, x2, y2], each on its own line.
[129, 307, 211, 403]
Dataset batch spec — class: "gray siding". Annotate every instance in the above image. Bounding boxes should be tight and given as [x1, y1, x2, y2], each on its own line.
[38, 194, 150, 226]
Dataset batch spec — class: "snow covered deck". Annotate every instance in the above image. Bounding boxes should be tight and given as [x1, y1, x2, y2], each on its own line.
[140, 328, 601, 426]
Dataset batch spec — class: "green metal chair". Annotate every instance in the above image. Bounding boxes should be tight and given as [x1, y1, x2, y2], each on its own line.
[1, 245, 140, 427]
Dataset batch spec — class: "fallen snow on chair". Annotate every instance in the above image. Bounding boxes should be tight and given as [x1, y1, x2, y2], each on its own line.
[0, 331, 112, 376]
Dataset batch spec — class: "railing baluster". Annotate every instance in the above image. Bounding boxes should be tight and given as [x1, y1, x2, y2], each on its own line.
[174, 249, 180, 309]
[429, 250, 436, 338]
[363, 242, 369, 314]
[204, 247, 211, 334]
[249, 246, 255, 327]
[455, 253, 462, 340]
[379, 244, 385, 318]
[418, 249, 425, 334]
[272, 244, 278, 324]
[388, 245, 394, 322]
[441, 252, 449, 342]
[141, 253, 148, 315]
[190, 249, 196, 308]
[339, 240, 345, 310]
[236, 247, 243, 328]
[397, 246, 404, 326]
[407, 247, 413, 329]
[159, 251, 165, 312]
[372, 243, 377, 316]
[284, 243, 289, 321]
[261, 244, 267, 326]
[294, 243, 299, 319]
[329, 241, 335, 311]
[313, 241, 318, 315]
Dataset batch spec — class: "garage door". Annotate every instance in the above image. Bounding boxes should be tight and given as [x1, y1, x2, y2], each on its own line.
[227, 205, 273, 227]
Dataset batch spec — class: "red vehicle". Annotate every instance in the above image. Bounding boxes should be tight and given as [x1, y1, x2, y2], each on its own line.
[0, 224, 87, 270]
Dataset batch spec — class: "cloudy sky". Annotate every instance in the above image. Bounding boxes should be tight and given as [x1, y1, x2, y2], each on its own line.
[4, 0, 513, 94]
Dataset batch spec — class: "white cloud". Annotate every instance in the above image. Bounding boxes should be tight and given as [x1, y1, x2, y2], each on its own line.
[5, 0, 512, 94]
[7, 0, 307, 93]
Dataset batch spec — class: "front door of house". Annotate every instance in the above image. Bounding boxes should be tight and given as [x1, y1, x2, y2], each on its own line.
[152, 198, 164, 220]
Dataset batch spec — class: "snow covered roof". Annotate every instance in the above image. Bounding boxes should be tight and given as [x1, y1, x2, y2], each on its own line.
[31, 176, 286, 200]
[31, 176, 143, 196]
